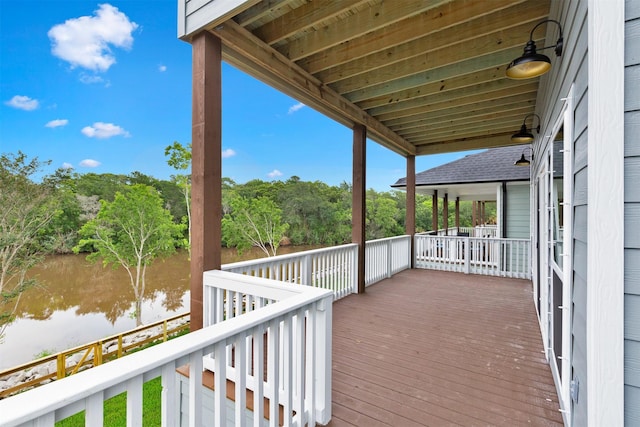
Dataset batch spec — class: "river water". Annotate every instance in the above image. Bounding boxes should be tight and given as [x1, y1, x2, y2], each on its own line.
[0, 246, 321, 370]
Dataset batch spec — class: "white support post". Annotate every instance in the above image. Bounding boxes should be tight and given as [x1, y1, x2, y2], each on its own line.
[586, 0, 625, 424]
[464, 237, 470, 274]
[161, 363, 179, 427]
[126, 376, 143, 427]
[189, 351, 203, 427]
[386, 239, 393, 278]
[314, 296, 332, 424]
[302, 254, 312, 286]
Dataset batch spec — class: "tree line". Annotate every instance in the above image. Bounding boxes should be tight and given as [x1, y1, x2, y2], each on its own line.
[1, 149, 495, 332]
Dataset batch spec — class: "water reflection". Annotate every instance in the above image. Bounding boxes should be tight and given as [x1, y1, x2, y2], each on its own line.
[0, 246, 321, 369]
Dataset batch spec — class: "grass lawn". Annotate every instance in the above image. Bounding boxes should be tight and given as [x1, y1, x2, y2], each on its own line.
[55, 376, 162, 427]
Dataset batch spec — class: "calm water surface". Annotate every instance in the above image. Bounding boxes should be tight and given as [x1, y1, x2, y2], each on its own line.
[0, 246, 321, 370]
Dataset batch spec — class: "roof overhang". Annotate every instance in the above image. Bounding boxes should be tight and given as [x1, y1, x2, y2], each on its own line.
[178, 0, 553, 157]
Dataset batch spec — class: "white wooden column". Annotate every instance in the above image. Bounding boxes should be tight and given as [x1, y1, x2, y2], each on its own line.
[586, 0, 625, 424]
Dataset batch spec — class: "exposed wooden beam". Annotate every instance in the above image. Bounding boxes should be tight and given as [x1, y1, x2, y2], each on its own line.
[415, 132, 517, 155]
[298, 0, 525, 75]
[409, 124, 516, 144]
[213, 20, 416, 155]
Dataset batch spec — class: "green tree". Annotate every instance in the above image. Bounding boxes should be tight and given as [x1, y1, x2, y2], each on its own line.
[222, 196, 289, 257]
[74, 185, 184, 326]
[164, 142, 192, 255]
[0, 152, 58, 339]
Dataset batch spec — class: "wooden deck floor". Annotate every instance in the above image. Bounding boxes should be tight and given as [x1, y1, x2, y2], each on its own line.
[328, 269, 563, 426]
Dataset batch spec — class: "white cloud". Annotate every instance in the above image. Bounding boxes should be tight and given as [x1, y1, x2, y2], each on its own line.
[267, 169, 283, 178]
[48, 4, 138, 72]
[79, 73, 105, 84]
[222, 148, 236, 158]
[288, 102, 305, 114]
[82, 122, 130, 139]
[79, 159, 101, 168]
[158, 65, 167, 72]
[45, 119, 69, 128]
[61, 162, 74, 169]
[5, 95, 39, 111]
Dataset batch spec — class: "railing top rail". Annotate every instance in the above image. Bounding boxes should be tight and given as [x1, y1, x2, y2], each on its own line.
[0, 271, 333, 426]
[203, 269, 311, 299]
[221, 243, 358, 270]
[365, 235, 410, 244]
[415, 235, 530, 243]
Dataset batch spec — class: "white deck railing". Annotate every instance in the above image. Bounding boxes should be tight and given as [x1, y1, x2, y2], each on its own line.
[222, 244, 358, 300]
[365, 235, 412, 286]
[0, 271, 333, 427]
[415, 235, 531, 279]
[222, 236, 413, 295]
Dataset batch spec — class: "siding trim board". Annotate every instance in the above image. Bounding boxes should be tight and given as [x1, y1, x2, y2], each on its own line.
[586, 0, 626, 425]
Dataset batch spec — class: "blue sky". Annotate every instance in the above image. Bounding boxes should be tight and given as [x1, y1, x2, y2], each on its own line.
[1, 1, 478, 191]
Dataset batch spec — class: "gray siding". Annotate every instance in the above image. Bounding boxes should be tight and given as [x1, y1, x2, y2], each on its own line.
[625, 0, 640, 424]
[534, 0, 588, 423]
[505, 183, 530, 239]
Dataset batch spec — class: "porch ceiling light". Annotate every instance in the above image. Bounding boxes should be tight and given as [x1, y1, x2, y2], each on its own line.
[511, 113, 541, 143]
[514, 147, 534, 167]
[506, 19, 563, 79]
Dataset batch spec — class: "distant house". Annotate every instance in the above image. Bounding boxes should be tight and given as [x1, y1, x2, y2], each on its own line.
[392, 144, 532, 239]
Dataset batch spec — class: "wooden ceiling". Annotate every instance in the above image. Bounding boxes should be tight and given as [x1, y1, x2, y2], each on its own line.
[199, 0, 552, 157]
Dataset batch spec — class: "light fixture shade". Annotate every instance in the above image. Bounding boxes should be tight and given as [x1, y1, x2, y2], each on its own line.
[506, 17, 565, 79]
[511, 124, 534, 143]
[514, 153, 531, 166]
[506, 54, 552, 79]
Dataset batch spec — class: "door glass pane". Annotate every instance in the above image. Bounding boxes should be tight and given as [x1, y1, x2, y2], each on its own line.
[552, 128, 564, 270]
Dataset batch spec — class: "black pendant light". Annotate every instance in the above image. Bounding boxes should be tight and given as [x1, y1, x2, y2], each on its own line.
[511, 113, 540, 143]
[514, 147, 534, 167]
[506, 20, 564, 79]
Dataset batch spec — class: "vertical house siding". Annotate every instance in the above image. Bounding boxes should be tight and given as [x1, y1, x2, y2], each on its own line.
[625, 0, 640, 424]
[534, 0, 588, 424]
[505, 183, 530, 239]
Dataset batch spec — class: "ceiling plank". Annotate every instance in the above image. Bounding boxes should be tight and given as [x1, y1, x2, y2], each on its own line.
[316, 2, 548, 85]
[414, 133, 520, 155]
[374, 84, 538, 122]
[281, 0, 448, 61]
[298, 0, 524, 75]
[235, 0, 296, 27]
[404, 117, 525, 141]
[366, 79, 535, 116]
[411, 124, 517, 144]
[253, 0, 368, 45]
[342, 45, 525, 102]
[384, 92, 536, 128]
[354, 65, 508, 110]
[329, 23, 542, 94]
[398, 110, 531, 137]
[213, 20, 416, 155]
